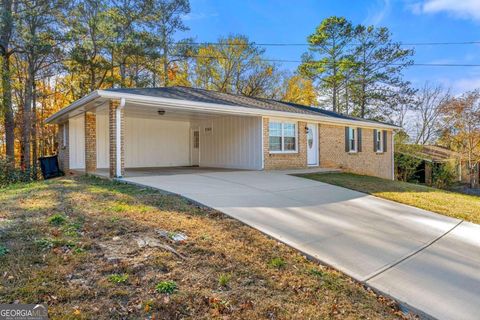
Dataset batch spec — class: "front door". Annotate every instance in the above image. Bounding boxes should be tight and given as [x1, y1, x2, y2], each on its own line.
[307, 123, 318, 166]
[191, 129, 200, 166]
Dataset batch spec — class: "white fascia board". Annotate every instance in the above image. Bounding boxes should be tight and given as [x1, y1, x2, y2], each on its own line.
[45, 91, 101, 124]
[97, 90, 399, 130]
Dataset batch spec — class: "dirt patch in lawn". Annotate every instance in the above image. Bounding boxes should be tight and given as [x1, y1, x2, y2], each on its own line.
[0, 176, 412, 319]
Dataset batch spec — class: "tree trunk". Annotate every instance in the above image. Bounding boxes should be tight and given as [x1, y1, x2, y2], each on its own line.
[31, 79, 37, 179]
[1, 0, 14, 165]
[332, 85, 337, 113]
[2, 52, 14, 164]
[22, 61, 34, 177]
[162, 29, 168, 86]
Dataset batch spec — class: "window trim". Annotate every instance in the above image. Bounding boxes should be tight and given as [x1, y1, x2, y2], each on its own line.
[269, 120, 298, 154]
[348, 127, 358, 153]
[375, 129, 384, 153]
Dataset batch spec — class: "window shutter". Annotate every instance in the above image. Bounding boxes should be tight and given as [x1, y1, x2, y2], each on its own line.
[345, 127, 349, 152]
[357, 128, 362, 152]
[383, 130, 388, 153]
[373, 129, 378, 152]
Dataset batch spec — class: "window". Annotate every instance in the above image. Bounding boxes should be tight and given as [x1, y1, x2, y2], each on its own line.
[376, 130, 383, 152]
[193, 131, 199, 149]
[269, 121, 297, 153]
[62, 124, 67, 147]
[348, 127, 357, 152]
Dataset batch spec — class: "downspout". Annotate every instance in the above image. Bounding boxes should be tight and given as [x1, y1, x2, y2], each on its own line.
[116, 98, 126, 177]
[391, 131, 395, 181]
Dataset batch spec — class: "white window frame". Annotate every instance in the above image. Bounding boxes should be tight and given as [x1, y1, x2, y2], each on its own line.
[376, 129, 384, 153]
[269, 120, 298, 154]
[348, 127, 357, 153]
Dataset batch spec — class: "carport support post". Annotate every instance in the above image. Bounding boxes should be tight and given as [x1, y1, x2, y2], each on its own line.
[109, 99, 125, 178]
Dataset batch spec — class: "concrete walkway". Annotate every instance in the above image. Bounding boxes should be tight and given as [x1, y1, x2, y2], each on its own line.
[123, 170, 480, 320]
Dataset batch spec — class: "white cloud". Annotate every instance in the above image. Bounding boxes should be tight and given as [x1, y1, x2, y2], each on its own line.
[437, 76, 480, 95]
[410, 0, 480, 21]
[182, 12, 218, 21]
[364, 0, 392, 25]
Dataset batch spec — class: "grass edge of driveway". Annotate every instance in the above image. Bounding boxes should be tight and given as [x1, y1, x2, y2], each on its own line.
[296, 172, 480, 224]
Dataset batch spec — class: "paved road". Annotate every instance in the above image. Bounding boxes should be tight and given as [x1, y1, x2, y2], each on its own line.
[124, 170, 480, 320]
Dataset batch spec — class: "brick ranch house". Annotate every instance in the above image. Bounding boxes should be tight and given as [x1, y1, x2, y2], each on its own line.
[45, 86, 397, 179]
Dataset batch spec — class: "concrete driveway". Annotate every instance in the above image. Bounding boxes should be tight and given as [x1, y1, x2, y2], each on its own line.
[123, 169, 480, 320]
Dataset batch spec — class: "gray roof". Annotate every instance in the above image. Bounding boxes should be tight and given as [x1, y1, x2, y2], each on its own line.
[104, 86, 395, 126]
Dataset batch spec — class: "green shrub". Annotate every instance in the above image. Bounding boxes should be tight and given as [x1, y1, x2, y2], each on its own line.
[48, 214, 67, 226]
[0, 157, 33, 187]
[268, 257, 286, 269]
[309, 268, 324, 277]
[155, 280, 177, 294]
[218, 273, 232, 287]
[394, 152, 423, 182]
[108, 274, 129, 284]
[433, 162, 456, 189]
[0, 245, 9, 257]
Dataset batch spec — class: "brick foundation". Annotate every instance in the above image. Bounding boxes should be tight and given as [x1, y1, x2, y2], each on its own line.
[85, 112, 96, 173]
[109, 100, 124, 178]
[263, 118, 308, 170]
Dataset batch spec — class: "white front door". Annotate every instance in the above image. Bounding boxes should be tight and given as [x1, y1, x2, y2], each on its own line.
[307, 123, 318, 166]
[191, 129, 200, 166]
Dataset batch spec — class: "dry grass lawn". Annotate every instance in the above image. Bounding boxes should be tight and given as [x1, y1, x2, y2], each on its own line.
[0, 175, 409, 319]
[298, 172, 480, 224]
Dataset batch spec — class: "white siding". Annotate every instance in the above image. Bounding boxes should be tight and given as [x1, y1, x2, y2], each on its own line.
[96, 110, 109, 168]
[193, 116, 262, 170]
[68, 114, 85, 169]
[125, 116, 190, 168]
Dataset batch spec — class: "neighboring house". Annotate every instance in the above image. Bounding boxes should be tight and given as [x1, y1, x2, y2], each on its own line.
[45, 86, 397, 179]
[400, 145, 477, 185]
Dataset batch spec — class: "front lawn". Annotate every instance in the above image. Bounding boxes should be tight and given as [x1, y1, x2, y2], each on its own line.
[0, 176, 405, 319]
[298, 172, 480, 224]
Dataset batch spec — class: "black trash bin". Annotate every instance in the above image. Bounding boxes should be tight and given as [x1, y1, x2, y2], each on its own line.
[39, 155, 63, 180]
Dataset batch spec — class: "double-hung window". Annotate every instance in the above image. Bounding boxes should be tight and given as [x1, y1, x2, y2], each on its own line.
[345, 126, 362, 153]
[348, 127, 357, 152]
[269, 121, 297, 153]
[375, 129, 383, 152]
[374, 129, 386, 153]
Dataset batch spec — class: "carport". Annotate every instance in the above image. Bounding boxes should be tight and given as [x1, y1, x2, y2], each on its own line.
[52, 88, 264, 178]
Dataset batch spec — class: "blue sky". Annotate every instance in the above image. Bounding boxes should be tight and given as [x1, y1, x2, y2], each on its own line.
[178, 0, 480, 94]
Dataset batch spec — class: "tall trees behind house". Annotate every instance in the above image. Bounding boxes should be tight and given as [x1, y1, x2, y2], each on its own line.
[16, 0, 66, 176]
[0, 0, 15, 165]
[192, 35, 282, 98]
[0, 0, 195, 179]
[438, 91, 480, 188]
[412, 83, 450, 145]
[299, 17, 415, 120]
[2, 6, 475, 182]
[299, 16, 353, 113]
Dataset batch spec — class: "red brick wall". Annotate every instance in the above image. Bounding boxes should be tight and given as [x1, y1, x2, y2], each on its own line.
[85, 112, 96, 173]
[263, 118, 308, 170]
[319, 123, 393, 179]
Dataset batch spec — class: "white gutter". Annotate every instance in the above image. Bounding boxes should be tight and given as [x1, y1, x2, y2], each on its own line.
[116, 98, 125, 178]
[45, 91, 100, 124]
[46, 89, 399, 130]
